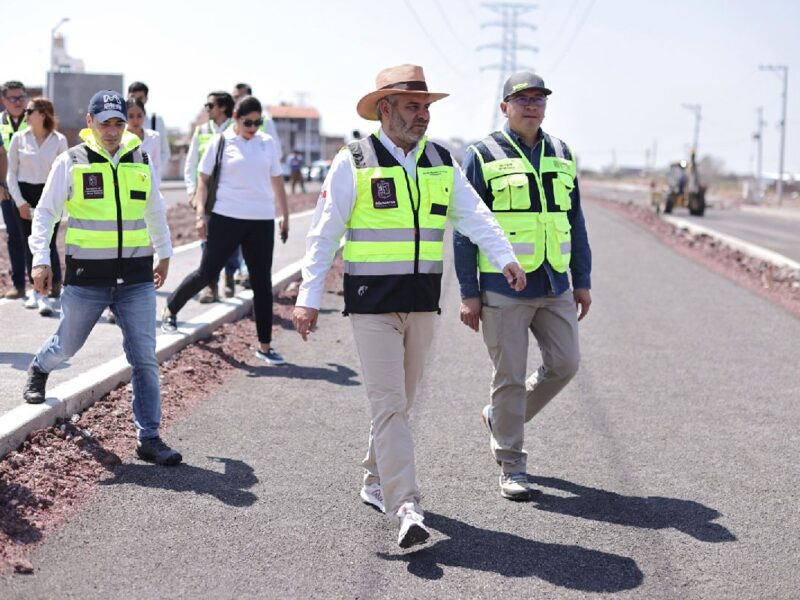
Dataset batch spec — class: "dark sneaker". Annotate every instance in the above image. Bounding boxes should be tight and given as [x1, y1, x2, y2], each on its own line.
[224, 273, 235, 298]
[255, 348, 286, 366]
[161, 310, 177, 333]
[23, 365, 49, 404]
[136, 436, 183, 466]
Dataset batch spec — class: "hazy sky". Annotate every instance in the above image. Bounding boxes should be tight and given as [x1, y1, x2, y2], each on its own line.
[2, 0, 797, 175]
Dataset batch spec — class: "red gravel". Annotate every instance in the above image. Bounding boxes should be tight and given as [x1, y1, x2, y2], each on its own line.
[0, 189, 332, 575]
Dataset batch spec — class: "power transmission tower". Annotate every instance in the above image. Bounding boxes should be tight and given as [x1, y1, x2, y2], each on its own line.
[759, 64, 788, 205]
[478, 2, 539, 130]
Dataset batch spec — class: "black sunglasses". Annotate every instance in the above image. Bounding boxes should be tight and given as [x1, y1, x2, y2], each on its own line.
[204, 102, 217, 110]
[24, 108, 38, 116]
[240, 118, 263, 128]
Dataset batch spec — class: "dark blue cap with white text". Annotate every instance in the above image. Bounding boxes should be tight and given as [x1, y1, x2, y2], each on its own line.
[88, 90, 127, 122]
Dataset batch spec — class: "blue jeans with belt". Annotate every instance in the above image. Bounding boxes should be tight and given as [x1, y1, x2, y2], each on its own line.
[32, 281, 162, 440]
[1, 199, 26, 290]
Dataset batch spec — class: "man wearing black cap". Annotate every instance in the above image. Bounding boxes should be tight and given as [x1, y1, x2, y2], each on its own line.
[454, 72, 592, 500]
[22, 90, 182, 466]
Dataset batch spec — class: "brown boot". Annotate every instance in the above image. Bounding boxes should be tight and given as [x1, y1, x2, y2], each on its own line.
[4, 287, 25, 299]
[198, 284, 219, 304]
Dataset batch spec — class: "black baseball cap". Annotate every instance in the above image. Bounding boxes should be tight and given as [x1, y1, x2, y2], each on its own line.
[502, 72, 552, 101]
[88, 90, 127, 122]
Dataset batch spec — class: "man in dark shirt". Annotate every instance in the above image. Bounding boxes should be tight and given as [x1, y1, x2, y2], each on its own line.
[454, 72, 592, 501]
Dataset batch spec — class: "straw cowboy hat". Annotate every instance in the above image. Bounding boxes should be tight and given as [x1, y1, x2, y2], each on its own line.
[356, 64, 449, 121]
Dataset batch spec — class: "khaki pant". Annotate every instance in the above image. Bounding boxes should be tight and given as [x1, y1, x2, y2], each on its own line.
[351, 312, 436, 517]
[480, 290, 580, 473]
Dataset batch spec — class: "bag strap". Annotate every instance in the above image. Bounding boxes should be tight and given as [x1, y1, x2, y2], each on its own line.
[214, 133, 225, 173]
[150, 114, 156, 131]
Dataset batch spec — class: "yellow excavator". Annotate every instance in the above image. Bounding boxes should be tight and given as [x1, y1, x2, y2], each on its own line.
[653, 150, 706, 216]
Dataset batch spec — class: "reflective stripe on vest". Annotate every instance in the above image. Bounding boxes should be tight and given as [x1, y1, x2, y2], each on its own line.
[342, 133, 453, 277]
[471, 130, 576, 274]
[0, 112, 28, 148]
[65, 131, 153, 261]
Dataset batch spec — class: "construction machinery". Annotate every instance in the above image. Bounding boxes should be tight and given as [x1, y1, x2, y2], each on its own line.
[653, 150, 706, 216]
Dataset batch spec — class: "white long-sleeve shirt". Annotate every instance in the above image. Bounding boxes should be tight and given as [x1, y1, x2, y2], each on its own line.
[6, 129, 68, 206]
[29, 141, 172, 267]
[146, 110, 171, 169]
[296, 129, 517, 310]
[138, 129, 162, 187]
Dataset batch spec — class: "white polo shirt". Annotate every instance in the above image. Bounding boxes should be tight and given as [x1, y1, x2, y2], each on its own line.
[199, 128, 282, 221]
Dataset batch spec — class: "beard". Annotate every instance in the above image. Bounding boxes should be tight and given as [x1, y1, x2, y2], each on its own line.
[389, 108, 428, 147]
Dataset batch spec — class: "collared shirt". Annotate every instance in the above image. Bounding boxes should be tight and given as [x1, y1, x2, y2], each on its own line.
[295, 128, 518, 310]
[28, 136, 172, 268]
[199, 128, 282, 221]
[454, 123, 592, 299]
[6, 129, 68, 206]
[146, 110, 171, 169]
[183, 118, 233, 197]
[137, 129, 163, 187]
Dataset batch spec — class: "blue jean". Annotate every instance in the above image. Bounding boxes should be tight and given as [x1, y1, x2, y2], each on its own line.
[32, 282, 162, 440]
[1, 200, 27, 290]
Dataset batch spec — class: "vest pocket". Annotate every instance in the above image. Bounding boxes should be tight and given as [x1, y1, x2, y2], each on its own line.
[491, 174, 531, 211]
[554, 170, 574, 211]
[490, 176, 511, 210]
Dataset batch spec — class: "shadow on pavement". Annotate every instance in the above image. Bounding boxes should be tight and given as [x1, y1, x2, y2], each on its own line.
[0, 352, 35, 371]
[529, 476, 736, 542]
[378, 512, 643, 591]
[100, 456, 258, 507]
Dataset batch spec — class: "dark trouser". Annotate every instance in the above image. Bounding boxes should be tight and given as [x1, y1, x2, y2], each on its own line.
[168, 213, 274, 343]
[201, 215, 242, 281]
[14, 182, 62, 285]
[1, 198, 26, 290]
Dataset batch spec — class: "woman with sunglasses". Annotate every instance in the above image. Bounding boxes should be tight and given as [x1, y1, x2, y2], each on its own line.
[6, 97, 67, 316]
[161, 96, 290, 365]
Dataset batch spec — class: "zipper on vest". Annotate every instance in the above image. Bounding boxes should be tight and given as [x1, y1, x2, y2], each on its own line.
[112, 166, 124, 283]
[403, 171, 421, 274]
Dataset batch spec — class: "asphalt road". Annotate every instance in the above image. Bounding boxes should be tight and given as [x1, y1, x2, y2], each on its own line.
[3, 201, 799, 598]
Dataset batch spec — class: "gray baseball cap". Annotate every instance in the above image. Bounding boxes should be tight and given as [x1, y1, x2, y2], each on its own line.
[502, 72, 552, 101]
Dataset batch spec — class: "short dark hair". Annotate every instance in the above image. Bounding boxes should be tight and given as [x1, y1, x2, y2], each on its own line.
[127, 81, 149, 96]
[209, 91, 234, 118]
[235, 83, 252, 95]
[2, 80, 25, 97]
[234, 95, 262, 118]
[126, 98, 146, 115]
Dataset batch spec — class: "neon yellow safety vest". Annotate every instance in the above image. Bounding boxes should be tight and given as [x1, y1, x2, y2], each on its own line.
[342, 133, 454, 314]
[65, 129, 153, 277]
[0, 112, 28, 148]
[195, 119, 233, 174]
[470, 130, 576, 274]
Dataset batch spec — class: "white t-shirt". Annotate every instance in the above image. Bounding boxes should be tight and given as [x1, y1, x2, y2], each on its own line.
[199, 128, 281, 220]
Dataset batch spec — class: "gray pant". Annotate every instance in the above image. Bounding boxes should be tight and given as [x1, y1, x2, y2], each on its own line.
[480, 290, 580, 473]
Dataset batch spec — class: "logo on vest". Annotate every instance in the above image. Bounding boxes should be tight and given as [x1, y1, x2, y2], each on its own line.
[357, 285, 368, 296]
[82, 173, 105, 199]
[371, 178, 398, 209]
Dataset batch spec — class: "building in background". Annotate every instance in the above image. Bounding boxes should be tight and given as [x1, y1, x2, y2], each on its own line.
[268, 104, 321, 164]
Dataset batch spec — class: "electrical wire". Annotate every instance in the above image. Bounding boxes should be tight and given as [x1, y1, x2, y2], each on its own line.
[545, 0, 597, 72]
[431, 0, 472, 50]
[402, 0, 467, 76]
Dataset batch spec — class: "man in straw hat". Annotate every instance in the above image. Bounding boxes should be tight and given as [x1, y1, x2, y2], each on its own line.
[293, 64, 526, 548]
[454, 72, 592, 501]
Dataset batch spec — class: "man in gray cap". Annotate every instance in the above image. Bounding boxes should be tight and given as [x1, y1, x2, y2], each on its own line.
[454, 72, 592, 500]
[22, 89, 182, 466]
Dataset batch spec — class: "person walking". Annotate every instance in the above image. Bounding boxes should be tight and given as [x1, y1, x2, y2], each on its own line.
[183, 91, 240, 302]
[23, 90, 181, 466]
[6, 97, 68, 315]
[127, 81, 170, 173]
[287, 150, 305, 194]
[162, 95, 289, 366]
[0, 81, 30, 299]
[292, 64, 526, 548]
[454, 72, 592, 501]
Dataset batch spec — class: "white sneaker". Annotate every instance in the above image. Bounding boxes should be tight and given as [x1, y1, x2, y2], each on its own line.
[396, 502, 430, 549]
[37, 294, 54, 316]
[360, 483, 385, 513]
[499, 472, 531, 501]
[24, 291, 38, 309]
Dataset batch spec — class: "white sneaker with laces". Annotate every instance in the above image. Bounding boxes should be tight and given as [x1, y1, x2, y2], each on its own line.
[360, 483, 385, 513]
[499, 472, 531, 501]
[396, 502, 430, 549]
[37, 294, 53, 316]
[24, 291, 38, 309]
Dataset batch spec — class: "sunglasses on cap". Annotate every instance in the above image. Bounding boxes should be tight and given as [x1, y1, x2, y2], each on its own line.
[240, 118, 263, 128]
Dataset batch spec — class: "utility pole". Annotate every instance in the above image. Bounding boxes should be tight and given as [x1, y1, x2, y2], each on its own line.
[753, 106, 765, 202]
[759, 65, 788, 205]
[681, 103, 702, 153]
[478, 2, 538, 130]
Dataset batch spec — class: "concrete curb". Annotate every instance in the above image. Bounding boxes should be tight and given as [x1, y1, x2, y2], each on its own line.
[661, 215, 800, 274]
[0, 260, 304, 459]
